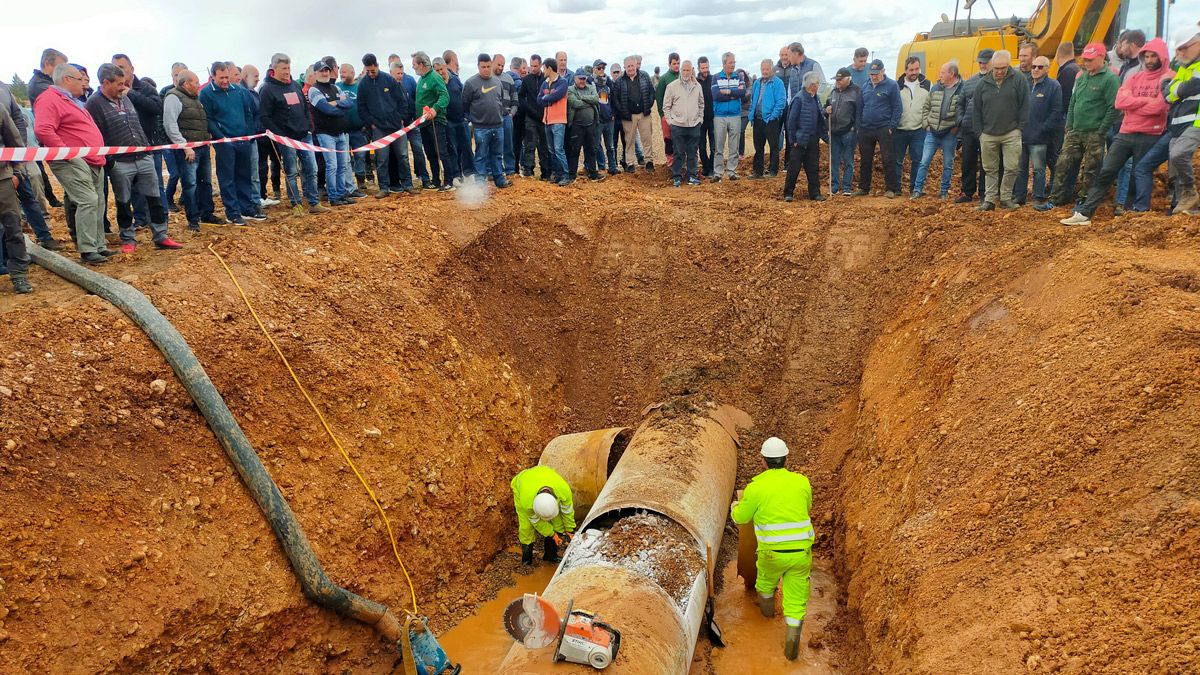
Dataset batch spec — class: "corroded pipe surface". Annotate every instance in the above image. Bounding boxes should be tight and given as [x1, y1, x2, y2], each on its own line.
[537, 427, 631, 518]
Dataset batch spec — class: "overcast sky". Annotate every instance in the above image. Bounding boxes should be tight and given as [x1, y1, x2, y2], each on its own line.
[5, 0, 1189, 89]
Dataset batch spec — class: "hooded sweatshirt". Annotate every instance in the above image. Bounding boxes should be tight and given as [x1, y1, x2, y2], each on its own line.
[1115, 38, 1175, 135]
[259, 74, 312, 139]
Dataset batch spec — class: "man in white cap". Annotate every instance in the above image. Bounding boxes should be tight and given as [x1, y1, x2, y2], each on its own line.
[731, 436, 815, 661]
[1165, 27, 1200, 214]
[511, 465, 576, 566]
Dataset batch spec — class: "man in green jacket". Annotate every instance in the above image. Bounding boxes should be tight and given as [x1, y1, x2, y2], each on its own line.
[731, 436, 815, 661]
[1037, 42, 1120, 211]
[655, 53, 681, 168]
[412, 51, 456, 191]
[566, 68, 604, 181]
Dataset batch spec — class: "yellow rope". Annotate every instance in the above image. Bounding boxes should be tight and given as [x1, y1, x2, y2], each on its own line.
[208, 244, 419, 616]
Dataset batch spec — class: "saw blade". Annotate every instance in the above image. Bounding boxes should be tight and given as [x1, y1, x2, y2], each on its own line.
[502, 593, 560, 649]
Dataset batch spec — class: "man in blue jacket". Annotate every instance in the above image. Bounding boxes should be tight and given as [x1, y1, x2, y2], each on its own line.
[358, 53, 419, 198]
[853, 59, 902, 197]
[711, 52, 748, 182]
[783, 72, 827, 202]
[1014, 56, 1062, 206]
[749, 59, 786, 178]
[199, 62, 257, 225]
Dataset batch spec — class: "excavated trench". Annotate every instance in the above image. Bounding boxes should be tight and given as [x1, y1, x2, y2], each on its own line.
[2, 179, 1198, 673]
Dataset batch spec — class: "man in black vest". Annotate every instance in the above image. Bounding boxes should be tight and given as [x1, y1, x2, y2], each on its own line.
[163, 70, 222, 230]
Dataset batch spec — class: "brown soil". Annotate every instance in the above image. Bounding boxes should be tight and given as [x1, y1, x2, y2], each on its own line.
[1, 157, 1198, 673]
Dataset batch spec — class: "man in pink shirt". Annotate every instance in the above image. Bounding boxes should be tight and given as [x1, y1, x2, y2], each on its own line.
[34, 64, 115, 265]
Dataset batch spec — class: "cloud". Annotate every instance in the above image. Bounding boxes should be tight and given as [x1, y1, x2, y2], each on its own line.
[547, 0, 606, 12]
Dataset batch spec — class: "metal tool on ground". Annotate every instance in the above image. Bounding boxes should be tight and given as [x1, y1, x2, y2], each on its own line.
[704, 544, 725, 647]
[504, 594, 622, 669]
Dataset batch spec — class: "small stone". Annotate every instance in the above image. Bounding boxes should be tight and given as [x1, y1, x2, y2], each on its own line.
[125, 622, 139, 636]
[186, 496, 201, 508]
[149, 379, 167, 396]
[0, 386, 11, 398]
[298, 448, 311, 461]
[364, 427, 382, 439]
[151, 418, 166, 430]
[94, 385, 105, 393]
[161, 502, 172, 513]
[4, 440, 15, 451]
[974, 502, 993, 516]
[120, 333, 133, 343]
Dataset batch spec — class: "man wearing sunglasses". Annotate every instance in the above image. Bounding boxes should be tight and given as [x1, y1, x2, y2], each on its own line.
[1014, 56, 1062, 206]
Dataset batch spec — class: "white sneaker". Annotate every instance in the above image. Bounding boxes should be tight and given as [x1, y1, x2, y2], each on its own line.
[260, 198, 281, 207]
[1059, 212, 1091, 226]
[452, 176, 464, 188]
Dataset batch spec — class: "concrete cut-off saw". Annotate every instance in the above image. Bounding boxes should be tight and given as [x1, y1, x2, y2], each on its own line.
[503, 593, 621, 669]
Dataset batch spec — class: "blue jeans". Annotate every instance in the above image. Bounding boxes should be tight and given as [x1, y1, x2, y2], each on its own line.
[407, 128, 429, 182]
[174, 145, 214, 225]
[1115, 158, 1132, 207]
[163, 149, 180, 206]
[597, 120, 616, 170]
[830, 131, 856, 193]
[246, 140, 262, 209]
[545, 124, 568, 177]
[914, 130, 958, 196]
[501, 117, 516, 174]
[893, 128, 926, 193]
[348, 130, 368, 177]
[1132, 132, 1171, 211]
[278, 135, 319, 206]
[316, 133, 353, 200]
[1013, 143, 1049, 203]
[213, 140, 255, 219]
[153, 150, 169, 212]
[15, 170, 53, 242]
[473, 126, 504, 181]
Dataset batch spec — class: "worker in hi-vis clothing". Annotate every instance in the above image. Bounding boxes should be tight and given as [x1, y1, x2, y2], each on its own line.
[730, 436, 815, 661]
[511, 465, 576, 566]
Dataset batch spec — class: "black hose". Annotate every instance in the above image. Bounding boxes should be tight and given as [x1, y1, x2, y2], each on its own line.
[25, 236, 404, 643]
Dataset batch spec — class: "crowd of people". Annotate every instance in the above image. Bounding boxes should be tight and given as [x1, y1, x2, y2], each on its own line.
[1, 26, 1199, 296]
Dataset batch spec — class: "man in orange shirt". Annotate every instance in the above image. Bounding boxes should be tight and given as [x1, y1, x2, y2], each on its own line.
[537, 57, 570, 185]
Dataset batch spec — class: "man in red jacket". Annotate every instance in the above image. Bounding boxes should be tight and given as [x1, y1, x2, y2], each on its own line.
[1060, 38, 1174, 225]
[33, 64, 117, 265]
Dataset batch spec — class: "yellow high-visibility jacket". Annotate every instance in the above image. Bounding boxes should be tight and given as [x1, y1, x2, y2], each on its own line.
[511, 465, 576, 545]
[731, 468, 815, 552]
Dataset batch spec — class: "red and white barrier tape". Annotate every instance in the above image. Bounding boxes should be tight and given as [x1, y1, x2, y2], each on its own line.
[0, 112, 430, 163]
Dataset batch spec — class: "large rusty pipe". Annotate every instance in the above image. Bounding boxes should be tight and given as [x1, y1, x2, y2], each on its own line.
[537, 427, 631, 520]
[500, 406, 747, 673]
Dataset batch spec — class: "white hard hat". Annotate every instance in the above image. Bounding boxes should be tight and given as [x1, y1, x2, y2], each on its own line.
[1174, 25, 1200, 49]
[533, 492, 560, 520]
[761, 437, 789, 458]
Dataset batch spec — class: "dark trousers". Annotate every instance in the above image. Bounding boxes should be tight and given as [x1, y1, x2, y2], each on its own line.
[1, 180, 29, 271]
[512, 111, 525, 167]
[751, 117, 782, 176]
[567, 122, 597, 176]
[419, 124, 442, 187]
[1078, 132, 1159, 217]
[522, 118, 551, 178]
[960, 129, 985, 198]
[784, 138, 822, 198]
[699, 120, 715, 175]
[858, 127, 898, 193]
[174, 146, 214, 225]
[15, 171, 53, 242]
[257, 136, 281, 198]
[214, 141, 255, 219]
[670, 124, 701, 180]
[38, 161, 59, 204]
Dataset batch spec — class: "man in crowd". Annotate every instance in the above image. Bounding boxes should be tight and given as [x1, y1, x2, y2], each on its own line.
[199, 62, 257, 224]
[519, 54, 550, 180]
[655, 53, 681, 169]
[507, 56, 526, 173]
[1037, 43, 1119, 212]
[494, 54, 519, 177]
[414, 51, 457, 192]
[462, 53, 511, 188]
[1012, 56, 1062, 206]
[336, 63, 369, 192]
[854, 59, 901, 197]
[1, 103, 34, 292]
[260, 53, 327, 214]
[847, 47, 870, 89]
[894, 56, 931, 195]
[391, 59, 431, 189]
[782, 72, 826, 203]
[29, 48, 69, 209]
[827, 68, 861, 195]
[85, 63, 182, 252]
[710, 52, 746, 182]
[309, 61, 357, 206]
[566, 67, 604, 183]
[358, 53, 418, 198]
[443, 50, 472, 180]
[911, 61, 963, 200]
[955, 49, 993, 203]
[1052, 42, 1081, 188]
[0, 79, 60, 249]
[974, 50, 1030, 210]
[163, 69, 216, 231]
[1017, 43, 1037, 81]
[614, 55, 657, 174]
[697, 56, 716, 178]
[749, 59, 786, 179]
[243, 64, 282, 207]
[1061, 37, 1174, 224]
[537, 57, 570, 185]
[663, 59, 704, 187]
[592, 60, 618, 175]
[111, 54, 166, 225]
[1164, 29, 1200, 214]
[1108, 30, 1148, 212]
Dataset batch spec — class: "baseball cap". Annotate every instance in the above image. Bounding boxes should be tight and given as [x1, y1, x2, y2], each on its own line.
[593, 58, 607, 68]
[313, 61, 333, 72]
[868, 59, 885, 74]
[1173, 28, 1200, 49]
[833, 67, 852, 79]
[1081, 42, 1107, 59]
[977, 48, 995, 63]
[574, 67, 589, 78]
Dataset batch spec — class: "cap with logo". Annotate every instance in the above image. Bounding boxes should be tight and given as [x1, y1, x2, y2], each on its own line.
[1081, 42, 1107, 59]
[977, 48, 995, 63]
[834, 66, 852, 79]
[313, 61, 333, 72]
[868, 59, 885, 74]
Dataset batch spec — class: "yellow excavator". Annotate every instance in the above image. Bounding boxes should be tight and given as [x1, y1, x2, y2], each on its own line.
[897, 0, 1177, 76]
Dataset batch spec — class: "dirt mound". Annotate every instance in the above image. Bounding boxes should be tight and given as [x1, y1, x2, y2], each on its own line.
[1, 167, 1198, 672]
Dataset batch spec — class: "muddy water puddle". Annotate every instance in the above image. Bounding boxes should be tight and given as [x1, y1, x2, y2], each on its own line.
[439, 555, 840, 673]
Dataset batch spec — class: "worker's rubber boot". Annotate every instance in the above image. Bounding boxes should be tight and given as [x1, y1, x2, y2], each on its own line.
[543, 537, 562, 563]
[520, 544, 534, 566]
[757, 593, 775, 618]
[784, 622, 804, 661]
